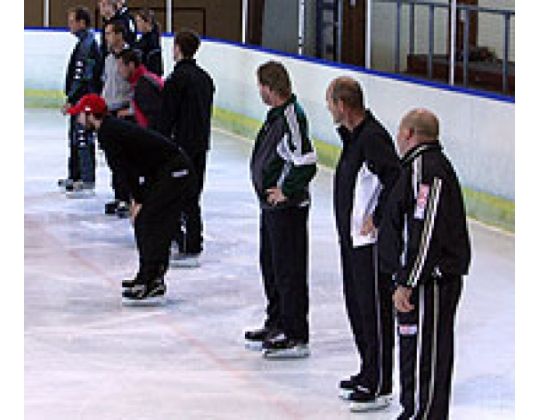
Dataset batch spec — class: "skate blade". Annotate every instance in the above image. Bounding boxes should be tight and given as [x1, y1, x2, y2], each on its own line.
[244, 341, 264, 351]
[349, 397, 390, 413]
[263, 347, 310, 359]
[170, 259, 200, 269]
[121, 296, 166, 307]
[65, 190, 95, 199]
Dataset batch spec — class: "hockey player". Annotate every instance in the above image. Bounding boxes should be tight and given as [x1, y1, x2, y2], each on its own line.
[326, 77, 400, 412]
[379, 109, 471, 419]
[67, 94, 197, 301]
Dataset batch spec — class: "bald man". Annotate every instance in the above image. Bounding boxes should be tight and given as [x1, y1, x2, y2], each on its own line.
[326, 77, 400, 412]
[379, 109, 471, 419]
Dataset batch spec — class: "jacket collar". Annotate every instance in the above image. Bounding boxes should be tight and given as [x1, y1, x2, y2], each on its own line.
[74, 28, 89, 40]
[128, 64, 148, 85]
[401, 141, 442, 165]
[336, 109, 373, 144]
[174, 58, 196, 70]
[266, 94, 296, 121]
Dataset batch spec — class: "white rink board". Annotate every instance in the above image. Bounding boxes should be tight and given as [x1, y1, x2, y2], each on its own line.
[24, 29, 514, 199]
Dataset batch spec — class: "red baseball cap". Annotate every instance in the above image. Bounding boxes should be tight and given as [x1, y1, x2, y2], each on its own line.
[67, 94, 108, 116]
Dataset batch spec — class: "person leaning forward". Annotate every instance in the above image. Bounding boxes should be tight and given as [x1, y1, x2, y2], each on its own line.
[67, 94, 198, 302]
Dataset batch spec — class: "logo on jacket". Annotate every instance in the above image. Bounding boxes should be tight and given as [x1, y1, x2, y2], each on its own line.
[414, 184, 430, 220]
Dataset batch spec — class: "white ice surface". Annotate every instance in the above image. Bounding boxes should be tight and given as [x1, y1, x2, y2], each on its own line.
[25, 109, 514, 419]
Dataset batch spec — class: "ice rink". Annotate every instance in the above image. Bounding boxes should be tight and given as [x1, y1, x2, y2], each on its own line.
[25, 108, 514, 419]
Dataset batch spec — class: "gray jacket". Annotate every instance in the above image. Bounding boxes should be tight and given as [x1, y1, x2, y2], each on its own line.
[101, 45, 132, 111]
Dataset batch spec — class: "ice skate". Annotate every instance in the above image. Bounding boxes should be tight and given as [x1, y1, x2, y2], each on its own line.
[122, 277, 166, 306]
[244, 327, 282, 351]
[65, 180, 95, 198]
[348, 388, 391, 413]
[262, 333, 310, 359]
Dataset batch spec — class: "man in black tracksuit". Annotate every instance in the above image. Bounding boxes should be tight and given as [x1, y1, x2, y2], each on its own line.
[245, 61, 317, 359]
[379, 109, 471, 420]
[326, 77, 400, 412]
[68, 94, 197, 301]
[157, 30, 215, 266]
[61, 7, 101, 193]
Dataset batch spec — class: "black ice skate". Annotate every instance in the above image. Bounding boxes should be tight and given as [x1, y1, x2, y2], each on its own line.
[58, 178, 73, 189]
[122, 278, 166, 305]
[244, 327, 282, 351]
[65, 180, 95, 198]
[338, 374, 361, 400]
[104, 200, 119, 215]
[116, 201, 130, 218]
[262, 333, 310, 359]
[348, 387, 391, 413]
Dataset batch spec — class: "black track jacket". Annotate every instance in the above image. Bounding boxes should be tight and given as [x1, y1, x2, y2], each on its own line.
[334, 110, 400, 247]
[379, 142, 471, 287]
[96, 116, 194, 204]
[157, 58, 215, 153]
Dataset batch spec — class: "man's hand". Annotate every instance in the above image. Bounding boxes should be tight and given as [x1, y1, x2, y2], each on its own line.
[266, 187, 287, 206]
[360, 214, 376, 236]
[130, 201, 142, 224]
[393, 286, 415, 313]
[61, 103, 72, 116]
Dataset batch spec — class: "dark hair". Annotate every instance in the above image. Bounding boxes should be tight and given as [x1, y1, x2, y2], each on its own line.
[105, 20, 126, 38]
[117, 48, 141, 67]
[136, 8, 161, 33]
[257, 61, 292, 98]
[68, 6, 91, 27]
[330, 77, 364, 111]
[174, 30, 201, 58]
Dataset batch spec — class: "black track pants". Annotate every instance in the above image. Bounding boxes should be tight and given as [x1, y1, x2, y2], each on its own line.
[339, 242, 395, 395]
[133, 157, 197, 282]
[260, 206, 310, 342]
[397, 276, 463, 420]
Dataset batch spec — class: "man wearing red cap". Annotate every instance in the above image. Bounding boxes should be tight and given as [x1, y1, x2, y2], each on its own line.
[68, 94, 197, 301]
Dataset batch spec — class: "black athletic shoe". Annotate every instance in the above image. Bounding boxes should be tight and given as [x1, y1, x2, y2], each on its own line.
[105, 200, 119, 215]
[244, 327, 282, 351]
[262, 334, 310, 359]
[116, 201, 130, 218]
[349, 388, 391, 413]
[122, 279, 166, 300]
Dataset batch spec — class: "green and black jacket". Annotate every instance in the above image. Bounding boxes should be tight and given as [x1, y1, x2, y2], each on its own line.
[250, 94, 317, 210]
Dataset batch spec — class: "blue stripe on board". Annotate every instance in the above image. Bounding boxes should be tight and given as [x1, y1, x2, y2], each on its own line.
[24, 27, 514, 104]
